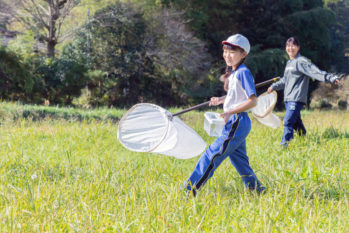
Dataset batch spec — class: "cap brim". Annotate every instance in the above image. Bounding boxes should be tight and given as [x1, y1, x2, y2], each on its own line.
[222, 41, 244, 51]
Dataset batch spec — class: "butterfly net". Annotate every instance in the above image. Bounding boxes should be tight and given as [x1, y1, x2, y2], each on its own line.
[117, 103, 207, 159]
[251, 91, 281, 129]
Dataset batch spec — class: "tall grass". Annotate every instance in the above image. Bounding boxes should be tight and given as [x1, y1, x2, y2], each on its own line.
[0, 102, 125, 123]
[0, 106, 348, 232]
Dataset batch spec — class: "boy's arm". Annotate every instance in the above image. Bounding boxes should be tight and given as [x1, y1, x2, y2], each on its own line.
[209, 96, 226, 106]
[270, 76, 285, 91]
[297, 59, 340, 84]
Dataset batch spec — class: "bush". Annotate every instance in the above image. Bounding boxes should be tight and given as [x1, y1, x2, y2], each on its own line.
[310, 75, 349, 110]
[338, 100, 348, 110]
[0, 47, 38, 102]
[32, 57, 89, 105]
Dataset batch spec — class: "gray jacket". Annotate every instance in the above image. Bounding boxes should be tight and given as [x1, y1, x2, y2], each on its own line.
[271, 54, 338, 104]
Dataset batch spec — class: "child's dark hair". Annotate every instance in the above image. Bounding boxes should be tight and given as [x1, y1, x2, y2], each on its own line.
[220, 66, 232, 91]
[220, 44, 245, 91]
[286, 36, 300, 47]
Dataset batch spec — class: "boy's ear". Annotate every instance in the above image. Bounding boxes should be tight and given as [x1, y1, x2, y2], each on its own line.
[242, 51, 248, 58]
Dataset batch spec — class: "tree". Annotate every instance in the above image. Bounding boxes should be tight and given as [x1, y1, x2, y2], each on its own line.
[326, 0, 349, 73]
[159, 0, 341, 81]
[32, 57, 88, 104]
[0, 1, 12, 30]
[143, 8, 212, 104]
[0, 47, 37, 101]
[1, 0, 80, 57]
[63, 2, 212, 107]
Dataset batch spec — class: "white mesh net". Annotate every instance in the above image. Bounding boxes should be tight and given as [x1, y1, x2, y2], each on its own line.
[117, 103, 207, 159]
[252, 91, 281, 128]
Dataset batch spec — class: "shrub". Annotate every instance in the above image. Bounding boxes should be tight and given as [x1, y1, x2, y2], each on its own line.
[310, 75, 349, 110]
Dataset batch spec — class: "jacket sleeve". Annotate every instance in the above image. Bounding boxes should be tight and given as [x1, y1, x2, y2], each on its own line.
[271, 76, 286, 91]
[297, 58, 339, 84]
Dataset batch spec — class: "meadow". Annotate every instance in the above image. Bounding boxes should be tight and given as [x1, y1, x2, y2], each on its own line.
[0, 102, 348, 232]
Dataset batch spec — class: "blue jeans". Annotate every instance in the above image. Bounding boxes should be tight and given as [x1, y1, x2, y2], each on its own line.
[184, 112, 263, 194]
[281, 101, 306, 145]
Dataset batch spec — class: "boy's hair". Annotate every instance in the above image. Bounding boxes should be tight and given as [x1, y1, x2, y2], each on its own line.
[223, 44, 245, 53]
[286, 36, 300, 47]
[220, 66, 232, 91]
[220, 44, 246, 91]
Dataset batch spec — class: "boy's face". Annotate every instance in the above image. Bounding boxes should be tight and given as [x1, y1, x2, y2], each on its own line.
[286, 43, 300, 59]
[223, 47, 247, 68]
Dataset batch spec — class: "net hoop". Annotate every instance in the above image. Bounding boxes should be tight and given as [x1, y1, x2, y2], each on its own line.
[252, 91, 277, 118]
[251, 91, 280, 129]
[117, 103, 171, 153]
[117, 103, 207, 159]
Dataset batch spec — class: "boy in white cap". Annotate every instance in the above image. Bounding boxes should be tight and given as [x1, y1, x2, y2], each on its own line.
[184, 34, 265, 197]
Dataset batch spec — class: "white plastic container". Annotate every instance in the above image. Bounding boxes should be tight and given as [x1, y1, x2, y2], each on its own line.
[204, 112, 225, 137]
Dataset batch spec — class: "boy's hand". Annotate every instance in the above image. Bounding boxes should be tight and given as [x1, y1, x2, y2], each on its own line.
[267, 86, 273, 93]
[220, 112, 231, 123]
[209, 97, 221, 106]
[330, 73, 346, 85]
[334, 73, 346, 86]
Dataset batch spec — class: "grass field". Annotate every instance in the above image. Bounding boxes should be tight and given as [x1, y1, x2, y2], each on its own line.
[0, 103, 348, 232]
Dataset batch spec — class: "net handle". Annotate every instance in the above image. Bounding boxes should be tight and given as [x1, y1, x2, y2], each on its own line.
[172, 76, 280, 117]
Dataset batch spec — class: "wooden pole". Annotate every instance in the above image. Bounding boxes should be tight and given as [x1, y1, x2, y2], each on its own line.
[172, 77, 280, 117]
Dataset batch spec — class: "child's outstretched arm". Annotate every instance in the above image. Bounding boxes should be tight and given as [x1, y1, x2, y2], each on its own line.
[297, 58, 341, 84]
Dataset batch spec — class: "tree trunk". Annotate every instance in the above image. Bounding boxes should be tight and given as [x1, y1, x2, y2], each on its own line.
[3, 0, 77, 58]
[47, 39, 56, 57]
[47, 1, 59, 58]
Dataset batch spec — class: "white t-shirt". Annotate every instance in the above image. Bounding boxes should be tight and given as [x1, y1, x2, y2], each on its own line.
[223, 64, 257, 112]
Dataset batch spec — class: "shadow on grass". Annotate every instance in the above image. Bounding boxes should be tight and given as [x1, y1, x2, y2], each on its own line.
[20, 109, 119, 123]
[0, 108, 120, 123]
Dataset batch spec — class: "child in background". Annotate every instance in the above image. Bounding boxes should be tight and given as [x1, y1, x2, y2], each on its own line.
[184, 34, 265, 197]
[268, 36, 342, 147]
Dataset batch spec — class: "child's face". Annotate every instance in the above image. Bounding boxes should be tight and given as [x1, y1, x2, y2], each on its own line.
[223, 47, 247, 68]
[286, 42, 300, 59]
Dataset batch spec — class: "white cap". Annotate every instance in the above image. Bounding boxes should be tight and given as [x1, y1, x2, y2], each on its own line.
[222, 34, 250, 54]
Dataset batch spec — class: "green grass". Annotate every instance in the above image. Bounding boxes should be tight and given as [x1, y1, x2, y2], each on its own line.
[0, 102, 125, 123]
[0, 103, 348, 232]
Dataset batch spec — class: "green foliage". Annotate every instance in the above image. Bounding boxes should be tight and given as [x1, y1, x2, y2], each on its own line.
[64, 1, 212, 107]
[1, 0, 348, 108]
[6, 30, 37, 59]
[0, 101, 123, 123]
[246, 47, 288, 92]
[160, 0, 344, 83]
[32, 57, 89, 105]
[283, 7, 335, 68]
[326, 0, 349, 73]
[0, 47, 37, 102]
[67, 2, 155, 107]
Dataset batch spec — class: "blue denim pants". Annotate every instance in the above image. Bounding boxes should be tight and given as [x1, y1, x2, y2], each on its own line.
[281, 101, 307, 145]
[184, 112, 263, 194]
